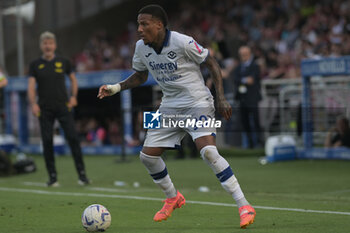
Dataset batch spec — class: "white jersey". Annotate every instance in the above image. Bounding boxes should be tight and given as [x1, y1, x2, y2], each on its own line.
[132, 30, 213, 108]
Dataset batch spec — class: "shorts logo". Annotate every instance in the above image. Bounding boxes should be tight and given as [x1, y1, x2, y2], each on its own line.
[143, 110, 162, 129]
[167, 51, 177, 59]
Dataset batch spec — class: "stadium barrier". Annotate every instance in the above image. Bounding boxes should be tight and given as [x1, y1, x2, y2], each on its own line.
[260, 56, 350, 162]
[262, 76, 350, 146]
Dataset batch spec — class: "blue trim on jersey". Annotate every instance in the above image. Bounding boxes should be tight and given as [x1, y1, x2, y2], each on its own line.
[152, 29, 171, 54]
[216, 166, 234, 182]
[163, 29, 171, 47]
[151, 167, 168, 180]
[211, 133, 216, 137]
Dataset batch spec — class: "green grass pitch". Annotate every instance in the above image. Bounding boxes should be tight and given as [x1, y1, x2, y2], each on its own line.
[0, 150, 349, 233]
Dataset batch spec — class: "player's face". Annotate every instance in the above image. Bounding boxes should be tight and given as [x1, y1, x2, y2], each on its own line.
[40, 38, 57, 57]
[137, 13, 162, 45]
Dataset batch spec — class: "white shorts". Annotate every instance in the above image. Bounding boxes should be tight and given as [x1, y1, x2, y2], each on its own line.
[143, 105, 217, 148]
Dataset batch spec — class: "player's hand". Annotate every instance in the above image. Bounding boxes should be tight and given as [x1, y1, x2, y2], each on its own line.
[97, 85, 114, 99]
[67, 96, 78, 108]
[31, 103, 41, 117]
[217, 98, 232, 120]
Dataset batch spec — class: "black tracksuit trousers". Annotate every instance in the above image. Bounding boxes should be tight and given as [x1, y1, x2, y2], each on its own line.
[39, 105, 86, 180]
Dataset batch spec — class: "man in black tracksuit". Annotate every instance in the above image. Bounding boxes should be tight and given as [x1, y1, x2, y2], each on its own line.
[28, 31, 89, 187]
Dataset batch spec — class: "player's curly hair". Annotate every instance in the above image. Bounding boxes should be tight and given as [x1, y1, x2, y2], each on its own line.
[138, 4, 168, 27]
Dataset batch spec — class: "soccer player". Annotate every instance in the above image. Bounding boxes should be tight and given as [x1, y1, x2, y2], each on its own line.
[28, 31, 89, 187]
[98, 5, 256, 228]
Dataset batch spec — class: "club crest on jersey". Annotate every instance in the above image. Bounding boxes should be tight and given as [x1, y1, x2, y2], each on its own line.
[55, 62, 62, 68]
[38, 64, 45, 69]
[167, 51, 177, 59]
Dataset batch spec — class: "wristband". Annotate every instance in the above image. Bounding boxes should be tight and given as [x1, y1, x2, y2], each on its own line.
[106, 83, 121, 95]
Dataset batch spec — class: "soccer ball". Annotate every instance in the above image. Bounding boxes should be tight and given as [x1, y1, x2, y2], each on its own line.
[82, 204, 111, 232]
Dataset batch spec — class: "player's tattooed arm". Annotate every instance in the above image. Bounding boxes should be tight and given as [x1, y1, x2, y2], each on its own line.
[97, 70, 148, 99]
[120, 70, 149, 90]
[204, 55, 232, 120]
[204, 56, 225, 100]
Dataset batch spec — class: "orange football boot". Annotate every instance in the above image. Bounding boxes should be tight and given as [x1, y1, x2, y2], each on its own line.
[239, 205, 256, 228]
[153, 191, 186, 222]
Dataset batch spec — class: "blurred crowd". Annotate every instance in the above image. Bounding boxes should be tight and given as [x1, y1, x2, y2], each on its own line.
[73, 0, 350, 80]
[75, 117, 122, 146]
[70, 0, 350, 147]
[75, 112, 146, 147]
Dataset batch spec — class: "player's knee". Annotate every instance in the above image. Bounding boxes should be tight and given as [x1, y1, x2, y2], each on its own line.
[140, 151, 167, 179]
[200, 145, 221, 163]
[140, 151, 159, 167]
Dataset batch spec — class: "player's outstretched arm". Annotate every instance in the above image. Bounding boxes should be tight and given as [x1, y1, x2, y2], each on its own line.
[97, 70, 148, 99]
[204, 55, 232, 120]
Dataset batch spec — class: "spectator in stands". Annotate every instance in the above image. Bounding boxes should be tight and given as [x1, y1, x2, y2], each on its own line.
[231, 45, 263, 148]
[0, 66, 8, 135]
[27, 31, 89, 187]
[107, 118, 122, 145]
[0, 66, 8, 88]
[325, 116, 350, 148]
[85, 118, 107, 146]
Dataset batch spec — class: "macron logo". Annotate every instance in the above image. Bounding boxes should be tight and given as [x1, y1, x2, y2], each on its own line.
[143, 110, 162, 129]
[189, 40, 203, 54]
[194, 41, 203, 54]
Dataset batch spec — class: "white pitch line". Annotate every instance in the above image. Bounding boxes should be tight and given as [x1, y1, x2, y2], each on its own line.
[1, 187, 350, 216]
[324, 189, 350, 195]
[22, 182, 47, 187]
[87, 187, 129, 193]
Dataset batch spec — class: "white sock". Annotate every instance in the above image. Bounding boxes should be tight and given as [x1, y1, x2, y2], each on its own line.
[200, 146, 250, 207]
[221, 176, 249, 207]
[140, 152, 177, 198]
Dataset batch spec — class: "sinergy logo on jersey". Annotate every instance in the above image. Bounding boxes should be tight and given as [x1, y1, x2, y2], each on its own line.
[143, 110, 221, 129]
[148, 60, 181, 83]
[149, 61, 178, 71]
